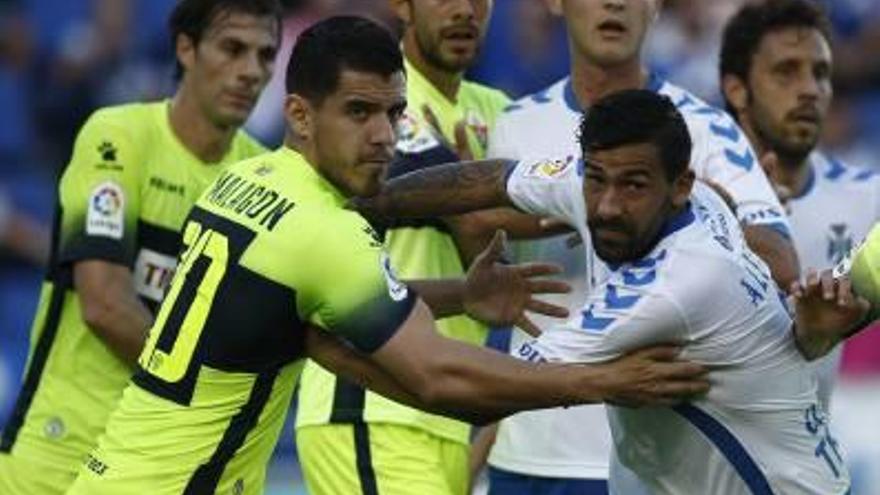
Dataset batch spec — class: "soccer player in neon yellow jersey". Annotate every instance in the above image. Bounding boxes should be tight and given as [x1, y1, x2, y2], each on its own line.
[296, 2, 512, 494]
[0, 1, 279, 493]
[65, 16, 710, 495]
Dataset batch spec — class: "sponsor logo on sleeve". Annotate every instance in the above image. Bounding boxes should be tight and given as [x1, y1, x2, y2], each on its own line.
[522, 155, 574, 180]
[133, 249, 178, 302]
[380, 252, 409, 302]
[86, 181, 125, 239]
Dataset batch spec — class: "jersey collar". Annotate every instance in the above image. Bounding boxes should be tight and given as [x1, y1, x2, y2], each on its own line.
[789, 156, 818, 200]
[603, 203, 694, 272]
[404, 57, 459, 107]
[278, 146, 348, 204]
[562, 71, 667, 114]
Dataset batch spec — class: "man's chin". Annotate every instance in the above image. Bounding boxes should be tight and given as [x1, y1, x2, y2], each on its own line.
[593, 246, 630, 265]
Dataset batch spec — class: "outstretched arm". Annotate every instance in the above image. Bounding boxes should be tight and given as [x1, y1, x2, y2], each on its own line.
[407, 231, 570, 335]
[353, 160, 515, 220]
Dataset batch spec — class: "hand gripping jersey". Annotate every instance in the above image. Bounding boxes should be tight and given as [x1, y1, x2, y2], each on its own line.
[507, 160, 850, 494]
[296, 58, 510, 445]
[486, 75, 791, 479]
[0, 101, 264, 491]
[786, 152, 880, 409]
[66, 147, 416, 495]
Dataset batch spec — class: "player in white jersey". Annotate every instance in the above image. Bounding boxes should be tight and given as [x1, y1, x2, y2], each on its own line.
[719, 0, 880, 411]
[481, 1, 798, 491]
[352, 89, 868, 495]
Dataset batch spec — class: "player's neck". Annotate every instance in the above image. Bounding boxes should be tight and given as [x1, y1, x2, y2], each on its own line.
[569, 57, 647, 108]
[402, 37, 463, 102]
[772, 153, 812, 197]
[740, 118, 813, 196]
[169, 91, 237, 164]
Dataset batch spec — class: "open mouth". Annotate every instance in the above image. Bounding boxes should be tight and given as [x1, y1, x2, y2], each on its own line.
[442, 25, 479, 42]
[597, 19, 628, 36]
[788, 109, 821, 126]
[225, 91, 255, 108]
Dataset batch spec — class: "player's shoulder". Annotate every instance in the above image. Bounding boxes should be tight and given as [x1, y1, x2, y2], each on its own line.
[461, 79, 511, 109]
[812, 151, 880, 189]
[85, 100, 162, 133]
[496, 78, 573, 122]
[658, 80, 739, 132]
[231, 129, 269, 157]
[653, 201, 739, 291]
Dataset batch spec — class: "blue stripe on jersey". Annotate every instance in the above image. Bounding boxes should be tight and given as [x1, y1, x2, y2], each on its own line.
[853, 168, 878, 182]
[485, 326, 513, 353]
[791, 166, 817, 200]
[674, 404, 775, 495]
[647, 72, 666, 93]
[824, 157, 847, 181]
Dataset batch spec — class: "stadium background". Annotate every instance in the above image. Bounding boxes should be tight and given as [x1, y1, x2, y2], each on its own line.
[0, 0, 878, 493]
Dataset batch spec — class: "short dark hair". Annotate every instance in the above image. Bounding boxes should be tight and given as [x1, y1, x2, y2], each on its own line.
[720, 0, 832, 116]
[579, 90, 692, 180]
[169, 0, 283, 79]
[286, 16, 404, 105]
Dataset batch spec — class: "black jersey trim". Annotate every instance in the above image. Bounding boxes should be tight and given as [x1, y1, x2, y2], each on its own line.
[182, 368, 279, 494]
[354, 423, 380, 495]
[329, 376, 367, 424]
[0, 284, 66, 451]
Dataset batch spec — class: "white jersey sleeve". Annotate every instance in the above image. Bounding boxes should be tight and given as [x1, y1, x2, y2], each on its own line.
[663, 84, 790, 234]
[524, 280, 687, 365]
[505, 155, 583, 226]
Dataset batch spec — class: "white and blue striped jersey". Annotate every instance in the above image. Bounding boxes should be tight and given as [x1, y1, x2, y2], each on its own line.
[788, 152, 880, 410]
[487, 75, 792, 479]
[507, 169, 850, 494]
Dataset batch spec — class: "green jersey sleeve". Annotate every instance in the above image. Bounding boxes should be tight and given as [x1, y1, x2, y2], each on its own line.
[57, 109, 143, 267]
[294, 209, 416, 353]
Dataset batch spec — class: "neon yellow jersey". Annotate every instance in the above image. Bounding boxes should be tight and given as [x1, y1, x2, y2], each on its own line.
[0, 101, 264, 474]
[66, 147, 416, 495]
[296, 59, 510, 444]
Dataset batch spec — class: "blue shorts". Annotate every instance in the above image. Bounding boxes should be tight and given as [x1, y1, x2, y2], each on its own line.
[488, 466, 608, 495]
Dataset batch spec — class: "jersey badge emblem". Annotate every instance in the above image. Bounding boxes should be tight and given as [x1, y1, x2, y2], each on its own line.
[87, 181, 125, 239]
[827, 223, 853, 265]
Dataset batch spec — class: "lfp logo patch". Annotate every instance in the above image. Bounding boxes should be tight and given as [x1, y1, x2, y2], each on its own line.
[87, 181, 125, 239]
[523, 155, 575, 180]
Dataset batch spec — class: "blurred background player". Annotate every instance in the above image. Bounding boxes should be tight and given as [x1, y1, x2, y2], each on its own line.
[65, 17, 709, 495]
[295, 1, 513, 494]
[0, 0, 279, 492]
[476, 0, 797, 493]
[720, 0, 880, 413]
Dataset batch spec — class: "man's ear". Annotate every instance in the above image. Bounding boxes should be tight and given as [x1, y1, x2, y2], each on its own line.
[176, 33, 196, 74]
[722, 74, 749, 116]
[389, 0, 413, 24]
[673, 168, 696, 208]
[285, 94, 313, 142]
